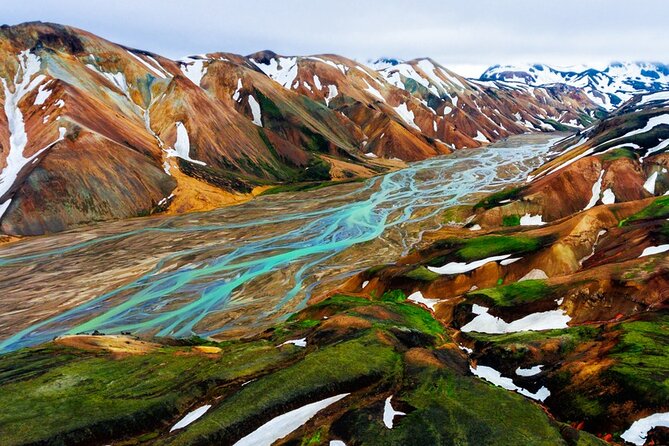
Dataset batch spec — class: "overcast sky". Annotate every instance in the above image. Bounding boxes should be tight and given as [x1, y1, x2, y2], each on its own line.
[5, 0, 668, 77]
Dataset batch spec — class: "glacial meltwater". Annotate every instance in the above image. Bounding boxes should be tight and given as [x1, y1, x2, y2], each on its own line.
[0, 133, 564, 352]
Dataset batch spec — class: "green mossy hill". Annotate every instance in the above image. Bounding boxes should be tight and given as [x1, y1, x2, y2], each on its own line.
[158, 333, 401, 445]
[332, 367, 571, 446]
[502, 214, 521, 227]
[427, 234, 547, 266]
[606, 315, 669, 407]
[307, 293, 445, 338]
[464, 325, 600, 363]
[0, 339, 293, 446]
[403, 265, 441, 282]
[456, 235, 545, 261]
[466, 280, 555, 307]
[0, 293, 583, 446]
[465, 313, 669, 437]
[545, 315, 669, 435]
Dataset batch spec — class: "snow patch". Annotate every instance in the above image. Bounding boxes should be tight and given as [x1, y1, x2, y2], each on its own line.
[584, 170, 604, 210]
[279, 338, 306, 348]
[170, 405, 212, 432]
[33, 81, 52, 105]
[383, 396, 406, 429]
[180, 59, 207, 87]
[473, 131, 489, 143]
[363, 79, 384, 102]
[637, 91, 669, 106]
[312, 75, 322, 90]
[252, 56, 298, 90]
[325, 85, 338, 106]
[621, 412, 669, 446]
[470, 365, 550, 402]
[127, 51, 168, 79]
[519, 214, 545, 226]
[232, 78, 243, 101]
[0, 51, 66, 218]
[407, 291, 440, 311]
[601, 188, 615, 204]
[639, 244, 669, 258]
[86, 63, 129, 96]
[644, 171, 658, 194]
[516, 365, 543, 377]
[233, 393, 349, 446]
[461, 304, 570, 334]
[393, 103, 420, 131]
[165, 122, 206, 165]
[428, 254, 512, 275]
[248, 95, 262, 126]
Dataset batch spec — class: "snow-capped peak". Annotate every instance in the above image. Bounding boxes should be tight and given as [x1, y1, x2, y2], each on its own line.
[481, 62, 669, 111]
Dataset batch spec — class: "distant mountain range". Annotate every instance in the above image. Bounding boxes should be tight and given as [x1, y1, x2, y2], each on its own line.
[480, 62, 669, 110]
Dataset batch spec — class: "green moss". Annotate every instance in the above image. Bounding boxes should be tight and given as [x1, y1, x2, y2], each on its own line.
[598, 147, 637, 162]
[293, 319, 321, 329]
[467, 280, 553, 307]
[255, 89, 283, 121]
[256, 127, 281, 160]
[384, 301, 445, 337]
[301, 428, 324, 445]
[456, 235, 544, 261]
[575, 430, 609, 446]
[313, 294, 371, 312]
[567, 393, 605, 419]
[502, 214, 521, 227]
[301, 126, 330, 153]
[403, 266, 441, 282]
[473, 187, 524, 210]
[159, 334, 401, 445]
[345, 369, 567, 445]
[620, 195, 669, 226]
[578, 113, 595, 127]
[0, 341, 293, 446]
[606, 317, 669, 406]
[380, 289, 407, 303]
[298, 157, 332, 181]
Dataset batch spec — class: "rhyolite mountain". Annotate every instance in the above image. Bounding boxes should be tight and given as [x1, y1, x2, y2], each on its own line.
[481, 62, 669, 111]
[2, 93, 668, 445]
[0, 22, 602, 236]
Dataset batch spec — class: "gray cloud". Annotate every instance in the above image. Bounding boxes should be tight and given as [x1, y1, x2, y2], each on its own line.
[4, 0, 668, 76]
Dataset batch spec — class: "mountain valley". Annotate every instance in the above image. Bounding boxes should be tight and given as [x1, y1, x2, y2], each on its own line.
[0, 19, 668, 446]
